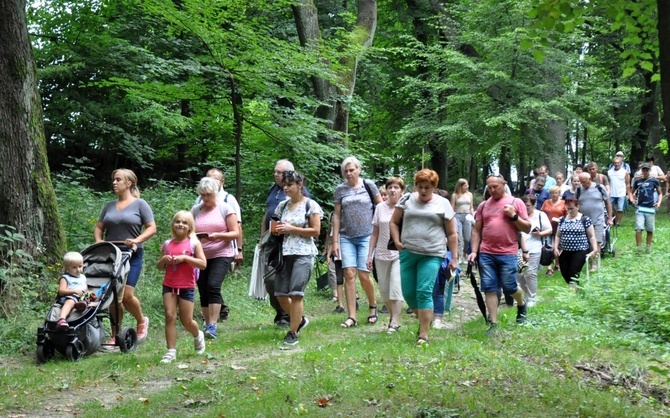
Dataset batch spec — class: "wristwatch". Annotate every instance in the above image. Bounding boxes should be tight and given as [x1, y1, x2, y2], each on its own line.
[511, 214, 519, 221]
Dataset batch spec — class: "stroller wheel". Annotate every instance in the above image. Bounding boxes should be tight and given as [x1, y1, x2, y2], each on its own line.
[118, 327, 138, 353]
[65, 340, 85, 362]
[36, 339, 55, 364]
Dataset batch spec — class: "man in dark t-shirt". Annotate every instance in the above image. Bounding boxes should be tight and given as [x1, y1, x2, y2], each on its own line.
[629, 163, 663, 252]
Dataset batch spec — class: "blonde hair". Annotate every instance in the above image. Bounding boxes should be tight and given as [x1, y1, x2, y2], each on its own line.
[549, 185, 561, 195]
[112, 168, 140, 198]
[170, 211, 197, 240]
[340, 156, 362, 177]
[63, 252, 83, 266]
[454, 178, 468, 194]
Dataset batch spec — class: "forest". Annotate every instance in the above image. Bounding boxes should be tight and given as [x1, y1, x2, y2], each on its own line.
[1, 3, 670, 415]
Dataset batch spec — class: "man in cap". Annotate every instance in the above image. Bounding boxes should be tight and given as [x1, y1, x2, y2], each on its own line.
[629, 162, 663, 252]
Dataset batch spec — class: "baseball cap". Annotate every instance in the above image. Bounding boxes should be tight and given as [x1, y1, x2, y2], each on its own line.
[615, 151, 624, 157]
[642, 162, 651, 169]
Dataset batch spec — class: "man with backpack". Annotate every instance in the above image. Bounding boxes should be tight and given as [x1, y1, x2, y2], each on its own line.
[576, 172, 613, 272]
[586, 161, 610, 194]
[629, 163, 663, 253]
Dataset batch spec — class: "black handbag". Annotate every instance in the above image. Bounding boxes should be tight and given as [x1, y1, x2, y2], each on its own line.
[538, 214, 554, 266]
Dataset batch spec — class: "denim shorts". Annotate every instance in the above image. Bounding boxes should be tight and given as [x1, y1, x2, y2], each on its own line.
[118, 246, 144, 288]
[478, 253, 518, 293]
[610, 196, 625, 212]
[339, 235, 370, 271]
[162, 285, 196, 302]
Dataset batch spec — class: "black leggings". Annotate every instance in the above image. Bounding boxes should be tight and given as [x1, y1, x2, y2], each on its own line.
[198, 257, 233, 306]
[558, 250, 589, 284]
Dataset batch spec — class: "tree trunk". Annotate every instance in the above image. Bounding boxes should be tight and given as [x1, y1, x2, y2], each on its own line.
[230, 74, 243, 199]
[0, 0, 65, 262]
[292, 0, 377, 140]
[630, 71, 657, 166]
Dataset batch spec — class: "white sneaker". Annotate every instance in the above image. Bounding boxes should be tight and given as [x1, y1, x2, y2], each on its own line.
[194, 330, 205, 354]
[526, 298, 537, 308]
[160, 350, 176, 363]
[432, 317, 448, 330]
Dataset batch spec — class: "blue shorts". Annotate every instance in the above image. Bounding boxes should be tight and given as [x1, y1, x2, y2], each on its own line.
[610, 196, 625, 212]
[162, 285, 196, 302]
[118, 246, 144, 288]
[477, 253, 518, 294]
[339, 235, 370, 271]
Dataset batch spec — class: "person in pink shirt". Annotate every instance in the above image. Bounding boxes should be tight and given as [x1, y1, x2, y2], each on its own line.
[192, 177, 240, 339]
[468, 174, 531, 336]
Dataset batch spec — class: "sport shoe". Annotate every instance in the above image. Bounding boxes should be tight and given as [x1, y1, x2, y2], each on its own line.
[74, 301, 87, 312]
[204, 324, 218, 339]
[275, 318, 290, 328]
[431, 317, 448, 330]
[380, 305, 389, 314]
[283, 330, 299, 346]
[194, 330, 205, 354]
[160, 350, 176, 364]
[137, 316, 149, 342]
[485, 323, 499, 336]
[297, 316, 309, 335]
[516, 304, 528, 324]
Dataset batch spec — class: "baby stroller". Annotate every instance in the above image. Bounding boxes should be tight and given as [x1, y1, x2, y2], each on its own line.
[36, 242, 138, 362]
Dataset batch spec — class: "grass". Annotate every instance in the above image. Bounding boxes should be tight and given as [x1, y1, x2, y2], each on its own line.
[2, 210, 670, 417]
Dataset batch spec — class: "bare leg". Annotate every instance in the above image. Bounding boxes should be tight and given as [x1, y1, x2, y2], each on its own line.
[122, 285, 144, 324]
[417, 308, 433, 340]
[288, 296, 304, 334]
[357, 270, 377, 317]
[343, 267, 358, 322]
[178, 298, 199, 337]
[485, 292, 499, 323]
[163, 293, 178, 349]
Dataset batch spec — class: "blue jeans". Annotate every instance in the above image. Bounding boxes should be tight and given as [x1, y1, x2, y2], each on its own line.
[478, 253, 518, 294]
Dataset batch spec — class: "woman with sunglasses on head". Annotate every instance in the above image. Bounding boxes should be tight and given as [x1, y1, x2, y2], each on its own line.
[273, 171, 323, 348]
[553, 197, 599, 289]
[332, 156, 382, 329]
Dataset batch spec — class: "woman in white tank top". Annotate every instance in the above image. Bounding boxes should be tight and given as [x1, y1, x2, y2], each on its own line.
[451, 179, 475, 261]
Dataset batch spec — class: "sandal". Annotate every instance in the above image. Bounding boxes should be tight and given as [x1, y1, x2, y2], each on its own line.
[386, 325, 400, 335]
[340, 317, 357, 328]
[367, 305, 378, 325]
[416, 337, 429, 348]
[56, 318, 69, 330]
[546, 269, 554, 277]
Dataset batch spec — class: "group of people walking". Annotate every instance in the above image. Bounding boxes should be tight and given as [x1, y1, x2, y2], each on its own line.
[56, 150, 664, 360]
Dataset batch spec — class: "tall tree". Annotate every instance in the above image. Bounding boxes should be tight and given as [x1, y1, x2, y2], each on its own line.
[0, 0, 65, 261]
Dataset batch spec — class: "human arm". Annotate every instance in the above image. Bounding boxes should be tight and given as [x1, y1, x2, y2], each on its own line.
[603, 198, 613, 226]
[205, 213, 240, 242]
[389, 207, 404, 251]
[444, 217, 459, 271]
[504, 202, 531, 233]
[468, 220, 483, 263]
[275, 212, 321, 238]
[519, 235, 529, 261]
[93, 221, 105, 243]
[57, 277, 85, 297]
[469, 192, 475, 216]
[585, 225, 599, 258]
[125, 221, 157, 248]
[553, 228, 562, 258]
[331, 203, 342, 259]
[366, 225, 380, 271]
[655, 185, 663, 208]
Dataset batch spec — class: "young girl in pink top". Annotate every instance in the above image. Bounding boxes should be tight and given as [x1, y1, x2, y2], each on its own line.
[157, 211, 207, 363]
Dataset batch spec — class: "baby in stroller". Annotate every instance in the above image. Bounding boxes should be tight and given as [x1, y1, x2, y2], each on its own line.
[56, 252, 95, 330]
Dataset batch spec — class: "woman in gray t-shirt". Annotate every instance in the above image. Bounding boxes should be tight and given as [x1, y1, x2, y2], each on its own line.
[332, 157, 382, 328]
[390, 169, 459, 347]
[94, 169, 156, 346]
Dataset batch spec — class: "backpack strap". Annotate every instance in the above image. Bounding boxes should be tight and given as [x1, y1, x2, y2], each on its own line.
[362, 179, 376, 214]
